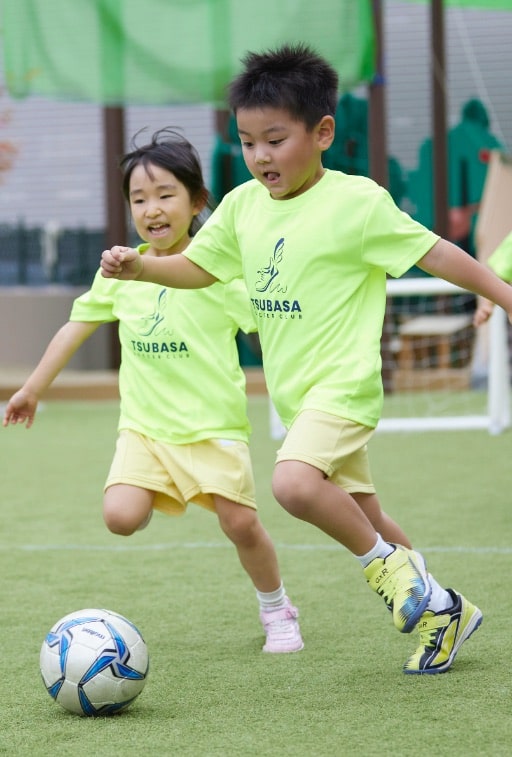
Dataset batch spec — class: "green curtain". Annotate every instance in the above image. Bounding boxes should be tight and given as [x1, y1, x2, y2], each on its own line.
[1, 0, 375, 105]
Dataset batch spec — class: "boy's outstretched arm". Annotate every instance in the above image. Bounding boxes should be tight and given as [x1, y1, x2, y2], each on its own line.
[101, 246, 217, 289]
[3, 321, 99, 429]
[417, 239, 512, 322]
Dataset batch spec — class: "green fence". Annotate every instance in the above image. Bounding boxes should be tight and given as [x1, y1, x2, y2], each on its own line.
[0, 222, 107, 286]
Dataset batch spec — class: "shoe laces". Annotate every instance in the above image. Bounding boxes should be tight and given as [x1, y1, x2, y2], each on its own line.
[416, 612, 448, 649]
[260, 605, 299, 639]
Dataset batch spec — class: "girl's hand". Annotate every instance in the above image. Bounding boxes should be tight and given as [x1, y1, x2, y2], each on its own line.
[3, 389, 39, 429]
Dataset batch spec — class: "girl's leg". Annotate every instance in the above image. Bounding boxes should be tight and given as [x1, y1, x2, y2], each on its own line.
[214, 494, 303, 653]
[214, 495, 281, 592]
[103, 484, 153, 536]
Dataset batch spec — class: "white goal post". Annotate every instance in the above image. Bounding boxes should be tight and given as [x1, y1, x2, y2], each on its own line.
[269, 276, 510, 438]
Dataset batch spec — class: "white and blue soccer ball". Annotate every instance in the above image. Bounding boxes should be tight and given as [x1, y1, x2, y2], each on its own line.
[39, 608, 149, 716]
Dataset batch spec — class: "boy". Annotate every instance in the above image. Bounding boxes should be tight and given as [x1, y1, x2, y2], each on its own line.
[101, 44, 512, 674]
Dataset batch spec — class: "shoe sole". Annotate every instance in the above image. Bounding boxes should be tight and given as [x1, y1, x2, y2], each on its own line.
[263, 642, 305, 654]
[404, 608, 483, 675]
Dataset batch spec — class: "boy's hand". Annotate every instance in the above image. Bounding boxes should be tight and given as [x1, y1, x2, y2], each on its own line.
[473, 298, 494, 327]
[101, 246, 144, 280]
[3, 390, 39, 429]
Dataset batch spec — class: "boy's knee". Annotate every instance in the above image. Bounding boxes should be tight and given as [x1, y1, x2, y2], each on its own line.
[272, 469, 316, 518]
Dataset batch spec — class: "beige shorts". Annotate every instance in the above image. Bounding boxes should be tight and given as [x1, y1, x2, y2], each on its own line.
[105, 429, 257, 516]
[275, 409, 376, 494]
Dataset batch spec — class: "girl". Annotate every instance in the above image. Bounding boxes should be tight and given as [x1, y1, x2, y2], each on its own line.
[3, 128, 303, 654]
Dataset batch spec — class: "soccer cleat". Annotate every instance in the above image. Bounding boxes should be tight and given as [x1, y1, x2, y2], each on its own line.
[364, 545, 431, 633]
[260, 597, 304, 653]
[403, 589, 482, 675]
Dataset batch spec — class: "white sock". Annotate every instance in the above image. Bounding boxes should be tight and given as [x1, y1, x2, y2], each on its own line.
[256, 582, 286, 610]
[356, 533, 394, 568]
[426, 575, 452, 613]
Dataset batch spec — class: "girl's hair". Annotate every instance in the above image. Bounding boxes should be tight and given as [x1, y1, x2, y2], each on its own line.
[228, 43, 338, 130]
[120, 127, 212, 235]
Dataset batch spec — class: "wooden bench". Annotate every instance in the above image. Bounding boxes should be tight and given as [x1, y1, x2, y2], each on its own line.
[394, 313, 474, 390]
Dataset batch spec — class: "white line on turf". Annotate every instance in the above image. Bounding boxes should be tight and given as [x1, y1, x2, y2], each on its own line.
[0, 542, 511, 554]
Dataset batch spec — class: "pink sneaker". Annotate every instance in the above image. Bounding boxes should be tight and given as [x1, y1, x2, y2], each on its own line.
[260, 597, 304, 653]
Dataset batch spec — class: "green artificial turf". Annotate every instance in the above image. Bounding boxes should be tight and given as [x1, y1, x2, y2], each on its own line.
[1, 396, 511, 756]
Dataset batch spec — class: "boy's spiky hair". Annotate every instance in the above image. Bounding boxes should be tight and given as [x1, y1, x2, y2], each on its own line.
[228, 43, 338, 130]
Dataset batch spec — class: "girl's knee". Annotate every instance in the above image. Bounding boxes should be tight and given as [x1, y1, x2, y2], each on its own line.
[103, 504, 137, 536]
[218, 505, 259, 546]
[103, 485, 152, 536]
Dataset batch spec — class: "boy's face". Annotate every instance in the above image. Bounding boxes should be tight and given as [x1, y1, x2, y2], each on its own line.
[236, 107, 334, 200]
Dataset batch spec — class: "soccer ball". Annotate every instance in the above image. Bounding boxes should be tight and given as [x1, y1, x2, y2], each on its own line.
[39, 608, 149, 716]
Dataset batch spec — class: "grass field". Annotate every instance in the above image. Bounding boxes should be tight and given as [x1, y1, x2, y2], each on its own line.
[1, 395, 512, 756]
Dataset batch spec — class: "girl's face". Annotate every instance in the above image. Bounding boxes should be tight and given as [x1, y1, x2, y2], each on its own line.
[128, 162, 202, 255]
[236, 106, 334, 200]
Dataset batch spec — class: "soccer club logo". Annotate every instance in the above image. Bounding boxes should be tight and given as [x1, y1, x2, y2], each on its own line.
[252, 237, 301, 320]
[255, 238, 288, 294]
[138, 287, 172, 337]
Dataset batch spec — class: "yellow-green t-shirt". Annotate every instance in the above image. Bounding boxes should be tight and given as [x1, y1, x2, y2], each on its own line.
[488, 231, 512, 281]
[70, 258, 255, 444]
[185, 169, 439, 429]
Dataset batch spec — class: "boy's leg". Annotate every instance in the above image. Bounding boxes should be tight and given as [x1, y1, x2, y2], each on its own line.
[273, 411, 431, 633]
[215, 495, 303, 653]
[272, 459, 430, 632]
[404, 589, 482, 674]
[352, 492, 412, 548]
[350, 496, 482, 672]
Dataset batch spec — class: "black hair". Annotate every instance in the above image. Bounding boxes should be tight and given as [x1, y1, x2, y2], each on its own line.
[120, 127, 211, 235]
[228, 43, 338, 130]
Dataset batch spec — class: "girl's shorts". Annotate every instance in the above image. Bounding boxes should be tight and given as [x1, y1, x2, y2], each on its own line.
[105, 429, 257, 515]
[275, 409, 376, 494]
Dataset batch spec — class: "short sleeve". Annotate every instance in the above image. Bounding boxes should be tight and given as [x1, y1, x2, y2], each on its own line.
[488, 231, 512, 282]
[361, 187, 440, 278]
[185, 192, 244, 283]
[70, 269, 118, 322]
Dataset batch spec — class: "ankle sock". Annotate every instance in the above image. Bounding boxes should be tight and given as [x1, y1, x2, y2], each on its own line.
[426, 574, 452, 613]
[257, 582, 286, 610]
[356, 533, 394, 568]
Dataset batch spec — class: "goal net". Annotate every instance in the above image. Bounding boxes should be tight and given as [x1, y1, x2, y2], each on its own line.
[379, 276, 510, 434]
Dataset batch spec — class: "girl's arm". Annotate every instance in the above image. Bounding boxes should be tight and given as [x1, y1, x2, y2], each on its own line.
[3, 321, 100, 428]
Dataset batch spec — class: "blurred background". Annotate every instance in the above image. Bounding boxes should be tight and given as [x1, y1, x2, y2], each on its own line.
[1, 0, 511, 375]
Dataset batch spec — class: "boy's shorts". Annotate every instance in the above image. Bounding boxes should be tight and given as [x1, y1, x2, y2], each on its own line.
[275, 409, 376, 494]
[105, 429, 257, 516]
